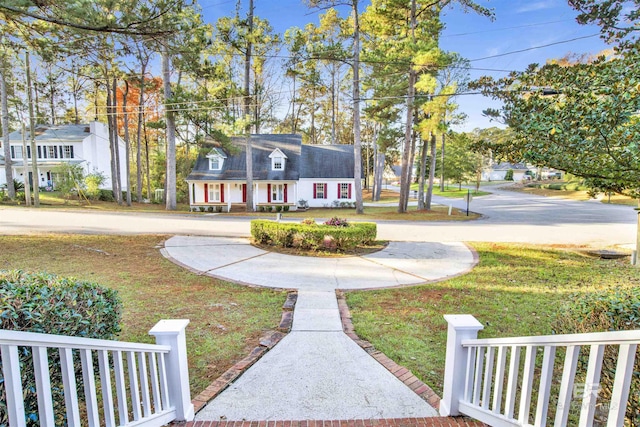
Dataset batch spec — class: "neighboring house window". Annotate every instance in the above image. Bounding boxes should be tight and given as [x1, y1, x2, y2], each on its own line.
[272, 156, 283, 170]
[63, 145, 74, 159]
[208, 183, 221, 202]
[271, 183, 285, 202]
[313, 183, 327, 199]
[11, 146, 22, 159]
[47, 146, 58, 159]
[209, 156, 222, 170]
[339, 183, 351, 199]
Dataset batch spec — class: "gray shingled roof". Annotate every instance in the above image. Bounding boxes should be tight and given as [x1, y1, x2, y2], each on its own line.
[7, 124, 91, 143]
[187, 134, 357, 181]
[493, 162, 531, 171]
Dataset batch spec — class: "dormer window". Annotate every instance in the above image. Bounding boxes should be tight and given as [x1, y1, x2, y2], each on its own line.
[269, 148, 287, 171]
[206, 148, 226, 171]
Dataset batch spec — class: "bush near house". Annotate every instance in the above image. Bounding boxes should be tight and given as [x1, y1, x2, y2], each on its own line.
[0, 270, 122, 426]
[251, 219, 377, 251]
[553, 288, 640, 425]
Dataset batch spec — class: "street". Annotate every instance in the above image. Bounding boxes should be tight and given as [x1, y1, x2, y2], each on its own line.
[0, 186, 636, 247]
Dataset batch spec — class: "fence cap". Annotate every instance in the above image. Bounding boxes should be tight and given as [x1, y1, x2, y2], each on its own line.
[443, 314, 484, 331]
[149, 319, 190, 336]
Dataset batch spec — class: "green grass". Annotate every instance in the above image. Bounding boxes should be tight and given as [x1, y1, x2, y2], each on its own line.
[0, 234, 285, 394]
[345, 243, 640, 396]
[409, 184, 490, 198]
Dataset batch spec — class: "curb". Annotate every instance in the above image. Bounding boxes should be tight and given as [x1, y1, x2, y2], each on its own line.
[191, 291, 297, 414]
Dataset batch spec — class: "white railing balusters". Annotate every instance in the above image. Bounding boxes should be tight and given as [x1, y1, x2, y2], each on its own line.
[579, 344, 605, 427]
[607, 344, 638, 427]
[127, 350, 143, 421]
[0, 319, 192, 427]
[33, 346, 55, 426]
[534, 346, 556, 427]
[481, 346, 495, 410]
[113, 349, 130, 425]
[1, 344, 26, 427]
[148, 352, 162, 412]
[473, 346, 485, 406]
[98, 350, 117, 427]
[441, 315, 640, 427]
[80, 349, 100, 426]
[518, 345, 537, 425]
[60, 347, 81, 427]
[492, 346, 507, 414]
[138, 351, 152, 417]
[555, 345, 580, 426]
[504, 345, 520, 419]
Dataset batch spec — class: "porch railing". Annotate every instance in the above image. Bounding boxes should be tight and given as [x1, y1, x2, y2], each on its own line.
[0, 319, 194, 427]
[440, 315, 639, 426]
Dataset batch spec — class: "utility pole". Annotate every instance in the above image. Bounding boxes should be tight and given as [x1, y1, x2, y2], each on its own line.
[25, 51, 40, 207]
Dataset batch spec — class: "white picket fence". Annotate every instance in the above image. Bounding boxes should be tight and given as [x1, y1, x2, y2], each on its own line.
[440, 315, 640, 427]
[0, 319, 194, 427]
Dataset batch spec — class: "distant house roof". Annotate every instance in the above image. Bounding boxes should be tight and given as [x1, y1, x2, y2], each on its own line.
[7, 124, 91, 143]
[492, 162, 531, 171]
[186, 134, 356, 181]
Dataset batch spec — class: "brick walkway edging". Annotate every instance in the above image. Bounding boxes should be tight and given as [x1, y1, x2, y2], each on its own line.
[176, 419, 487, 427]
[190, 291, 297, 414]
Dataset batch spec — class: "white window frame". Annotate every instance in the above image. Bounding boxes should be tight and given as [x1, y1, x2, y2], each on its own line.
[47, 146, 57, 159]
[271, 183, 284, 202]
[315, 183, 326, 199]
[208, 183, 221, 202]
[63, 145, 73, 159]
[272, 156, 283, 170]
[12, 146, 23, 159]
[339, 183, 350, 199]
[209, 156, 222, 171]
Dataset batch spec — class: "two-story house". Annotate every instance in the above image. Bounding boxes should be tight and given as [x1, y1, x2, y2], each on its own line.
[186, 134, 358, 211]
[0, 121, 126, 191]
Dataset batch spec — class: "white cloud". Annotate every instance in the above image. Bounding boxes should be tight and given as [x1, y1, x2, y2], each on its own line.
[516, 1, 558, 13]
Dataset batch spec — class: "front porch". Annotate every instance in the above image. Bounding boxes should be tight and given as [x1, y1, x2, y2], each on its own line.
[188, 181, 301, 212]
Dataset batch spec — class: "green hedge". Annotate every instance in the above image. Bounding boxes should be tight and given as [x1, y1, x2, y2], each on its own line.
[251, 220, 377, 251]
[552, 288, 640, 425]
[0, 270, 122, 426]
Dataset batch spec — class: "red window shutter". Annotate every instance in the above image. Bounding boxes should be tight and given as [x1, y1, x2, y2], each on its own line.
[284, 184, 288, 203]
[267, 184, 271, 203]
[313, 183, 317, 198]
[348, 183, 352, 199]
[242, 184, 247, 203]
[325, 183, 328, 199]
[204, 183, 209, 203]
[221, 183, 225, 203]
[337, 183, 340, 198]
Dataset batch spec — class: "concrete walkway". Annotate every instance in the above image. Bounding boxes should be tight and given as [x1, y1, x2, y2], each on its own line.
[162, 236, 476, 421]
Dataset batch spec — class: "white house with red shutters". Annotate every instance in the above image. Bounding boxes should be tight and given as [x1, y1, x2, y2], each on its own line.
[186, 134, 357, 211]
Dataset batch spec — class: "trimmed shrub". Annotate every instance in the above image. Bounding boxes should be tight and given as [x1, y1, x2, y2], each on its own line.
[552, 288, 640, 425]
[275, 205, 283, 212]
[283, 205, 290, 212]
[0, 270, 122, 426]
[505, 169, 514, 181]
[251, 219, 377, 252]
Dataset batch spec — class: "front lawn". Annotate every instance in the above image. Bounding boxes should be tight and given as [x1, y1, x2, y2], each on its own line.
[345, 243, 640, 395]
[0, 234, 285, 395]
[409, 184, 491, 198]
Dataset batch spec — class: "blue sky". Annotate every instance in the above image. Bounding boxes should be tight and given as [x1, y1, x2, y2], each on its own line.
[201, 0, 611, 132]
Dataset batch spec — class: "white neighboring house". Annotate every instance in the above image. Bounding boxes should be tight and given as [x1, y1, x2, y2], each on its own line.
[0, 121, 126, 191]
[186, 134, 358, 211]
[481, 162, 533, 181]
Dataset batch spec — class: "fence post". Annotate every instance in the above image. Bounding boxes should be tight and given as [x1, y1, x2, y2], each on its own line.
[149, 319, 194, 421]
[440, 315, 484, 417]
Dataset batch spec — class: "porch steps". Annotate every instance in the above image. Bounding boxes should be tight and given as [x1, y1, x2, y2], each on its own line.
[177, 418, 485, 427]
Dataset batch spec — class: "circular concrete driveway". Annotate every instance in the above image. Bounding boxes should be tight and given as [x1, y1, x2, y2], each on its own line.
[162, 235, 477, 290]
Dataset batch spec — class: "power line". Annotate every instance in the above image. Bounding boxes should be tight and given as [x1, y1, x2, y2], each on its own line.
[469, 33, 601, 62]
[443, 19, 572, 38]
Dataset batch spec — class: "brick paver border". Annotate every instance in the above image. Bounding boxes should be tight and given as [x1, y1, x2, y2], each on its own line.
[191, 291, 297, 413]
[178, 418, 486, 427]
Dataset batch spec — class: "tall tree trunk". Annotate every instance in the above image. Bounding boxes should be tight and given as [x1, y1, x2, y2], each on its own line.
[162, 49, 177, 210]
[144, 118, 151, 201]
[105, 73, 118, 198]
[136, 65, 145, 202]
[123, 80, 132, 206]
[331, 62, 336, 144]
[112, 78, 123, 205]
[425, 132, 437, 210]
[440, 132, 446, 192]
[352, 0, 363, 214]
[310, 87, 316, 144]
[398, 0, 417, 213]
[25, 52, 39, 207]
[0, 48, 15, 199]
[418, 137, 427, 210]
[374, 150, 385, 202]
[21, 122, 31, 206]
[244, 0, 255, 211]
[291, 74, 296, 133]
